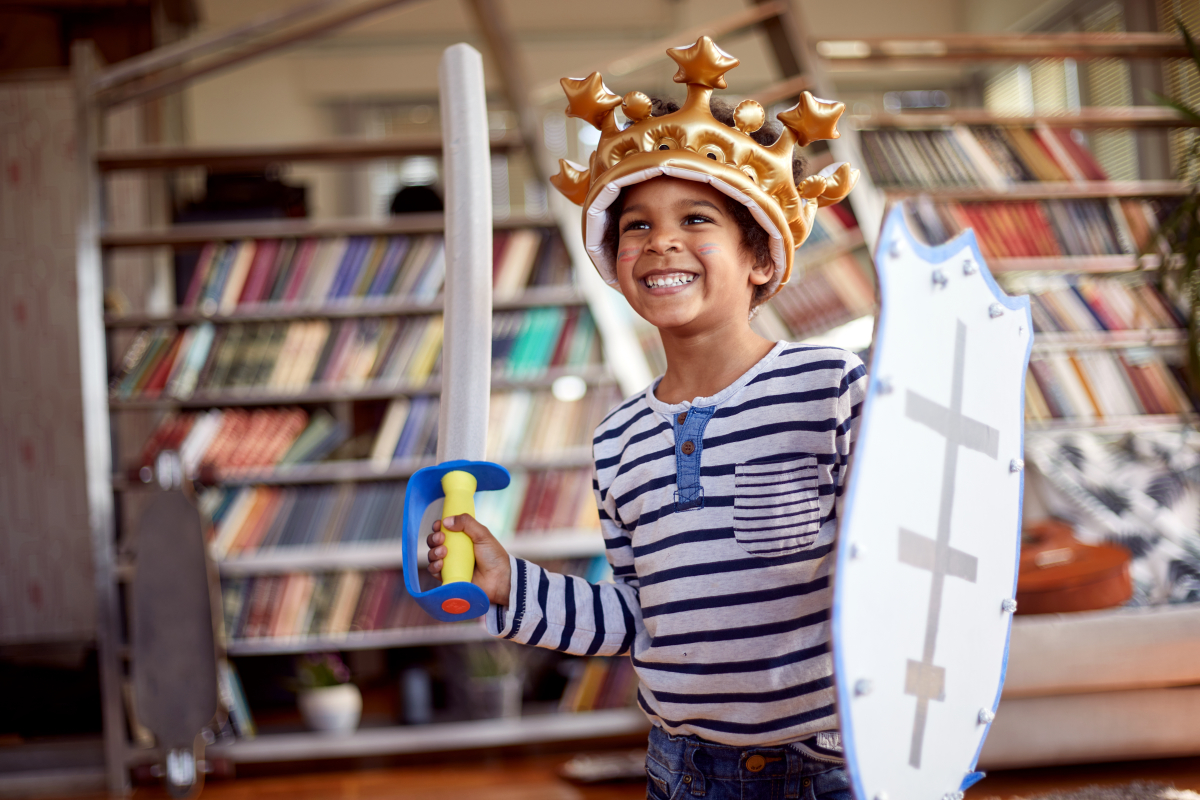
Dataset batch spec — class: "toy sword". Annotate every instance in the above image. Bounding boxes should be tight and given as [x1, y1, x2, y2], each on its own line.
[400, 44, 510, 622]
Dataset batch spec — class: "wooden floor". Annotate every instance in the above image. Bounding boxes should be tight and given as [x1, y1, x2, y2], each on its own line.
[61, 751, 1200, 799]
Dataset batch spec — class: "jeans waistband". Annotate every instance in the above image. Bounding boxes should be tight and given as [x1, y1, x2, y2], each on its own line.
[647, 725, 837, 794]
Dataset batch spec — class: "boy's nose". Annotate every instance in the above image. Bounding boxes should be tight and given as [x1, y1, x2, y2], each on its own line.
[646, 232, 681, 254]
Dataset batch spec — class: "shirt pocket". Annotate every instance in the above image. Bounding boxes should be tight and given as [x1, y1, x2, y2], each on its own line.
[733, 455, 822, 557]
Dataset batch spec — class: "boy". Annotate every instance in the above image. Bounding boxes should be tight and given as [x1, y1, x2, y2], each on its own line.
[428, 38, 865, 799]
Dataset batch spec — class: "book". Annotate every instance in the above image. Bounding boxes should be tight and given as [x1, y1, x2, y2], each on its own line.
[217, 659, 257, 738]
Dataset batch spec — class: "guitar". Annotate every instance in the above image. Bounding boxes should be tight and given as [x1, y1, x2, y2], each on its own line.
[1016, 519, 1132, 614]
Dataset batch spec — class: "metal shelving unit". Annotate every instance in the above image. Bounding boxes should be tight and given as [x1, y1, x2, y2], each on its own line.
[1031, 330, 1186, 350]
[207, 709, 648, 763]
[115, 448, 595, 489]
[213, 527, 606, 577]
[809, 29, 1199, 439]
[98, 211, 552, 248]
[1024, 413, 1200, 435]
[73, 3, 659, 790]
[103, 287, 583, 327]
[105, 368, 616, 410]
[878, 180, 1188, 201]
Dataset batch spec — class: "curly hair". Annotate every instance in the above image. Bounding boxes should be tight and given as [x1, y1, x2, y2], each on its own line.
[601, 97, 806, 309]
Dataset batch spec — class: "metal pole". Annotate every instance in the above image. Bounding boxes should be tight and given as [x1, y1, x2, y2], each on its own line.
[437, 44, 492, 464]
[72, 40, 131, 796]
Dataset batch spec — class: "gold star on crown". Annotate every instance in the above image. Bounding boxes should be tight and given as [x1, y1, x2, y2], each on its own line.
[549, 36, 859, 298]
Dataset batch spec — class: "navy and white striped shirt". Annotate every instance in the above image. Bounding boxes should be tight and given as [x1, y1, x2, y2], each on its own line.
[487, 342, 868, 746]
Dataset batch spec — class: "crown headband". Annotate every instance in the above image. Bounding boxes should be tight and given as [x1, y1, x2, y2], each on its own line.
[549, 36, 859, 300]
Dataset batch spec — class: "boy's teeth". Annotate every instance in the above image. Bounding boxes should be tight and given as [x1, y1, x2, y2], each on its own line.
[645, 274, 696, 288]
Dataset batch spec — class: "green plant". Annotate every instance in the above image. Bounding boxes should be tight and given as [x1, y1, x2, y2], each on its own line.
[294, 652, 351, 689]
[1150, 19, 1200, 394]
[463, 641, 520, 679]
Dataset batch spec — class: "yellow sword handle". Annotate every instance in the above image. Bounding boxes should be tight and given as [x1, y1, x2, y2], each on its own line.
[440, 470, 477, 585]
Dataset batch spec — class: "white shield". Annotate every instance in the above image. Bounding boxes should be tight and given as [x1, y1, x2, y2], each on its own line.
[834, 207, 1031, 800]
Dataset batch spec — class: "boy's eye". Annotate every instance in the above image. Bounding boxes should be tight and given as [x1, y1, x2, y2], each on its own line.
[683, 214, 713, 225]
[621, 220, 649, 233]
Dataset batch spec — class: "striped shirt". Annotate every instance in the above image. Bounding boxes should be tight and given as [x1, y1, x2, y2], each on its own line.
[487, 342, 868, 746]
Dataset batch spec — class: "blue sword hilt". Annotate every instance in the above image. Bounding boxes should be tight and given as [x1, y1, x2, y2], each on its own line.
[401, 459, 510, 622]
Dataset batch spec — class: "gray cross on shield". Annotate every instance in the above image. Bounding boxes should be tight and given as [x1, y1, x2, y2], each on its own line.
[899, 319, 999, 768]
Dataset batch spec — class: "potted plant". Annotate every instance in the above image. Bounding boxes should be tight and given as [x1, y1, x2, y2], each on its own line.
[294, 653, 361, 734]
[464, 642, 523, 719]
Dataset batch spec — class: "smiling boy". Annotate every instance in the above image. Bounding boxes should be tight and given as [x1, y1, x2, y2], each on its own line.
[427, 39, 865, 800]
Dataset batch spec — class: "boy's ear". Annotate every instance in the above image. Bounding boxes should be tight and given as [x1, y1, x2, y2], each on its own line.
[748, 257, 774, 287]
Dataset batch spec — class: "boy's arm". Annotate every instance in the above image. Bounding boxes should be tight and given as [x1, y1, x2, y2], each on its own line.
[428, 481, 642, 656]
[834, 353, 869, 505]
[483, 479, 641, 655]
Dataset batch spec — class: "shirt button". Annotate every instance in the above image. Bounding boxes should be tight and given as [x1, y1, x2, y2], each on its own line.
[681, 441, 695, 455]
[745, 754, 766, 772]
[802, 778, 812, 787]
[682, 775, 692, 783]
[677, 412, 687, 424]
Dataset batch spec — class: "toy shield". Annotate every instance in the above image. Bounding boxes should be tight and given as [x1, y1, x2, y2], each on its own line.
[834, 207, 1032, 800]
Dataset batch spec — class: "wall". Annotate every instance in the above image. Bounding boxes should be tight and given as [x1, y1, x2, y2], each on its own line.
[0, 76, 96, 643]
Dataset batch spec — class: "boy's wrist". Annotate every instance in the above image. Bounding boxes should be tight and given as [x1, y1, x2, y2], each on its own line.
[488, 556, 513, 606]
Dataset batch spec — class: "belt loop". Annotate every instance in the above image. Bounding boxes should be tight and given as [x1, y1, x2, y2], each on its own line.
[685, 743, 706, 797]
[784, 748, 802, 799]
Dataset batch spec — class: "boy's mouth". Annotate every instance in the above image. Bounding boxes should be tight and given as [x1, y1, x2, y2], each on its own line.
[642, 272, 697, 289]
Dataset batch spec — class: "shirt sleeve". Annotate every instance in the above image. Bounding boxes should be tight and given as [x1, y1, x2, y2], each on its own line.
[833, 351, 869, 502]
[485, 469, 642, 656]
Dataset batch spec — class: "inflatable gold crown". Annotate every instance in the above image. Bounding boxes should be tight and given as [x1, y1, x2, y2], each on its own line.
[550, 36, 858, 298]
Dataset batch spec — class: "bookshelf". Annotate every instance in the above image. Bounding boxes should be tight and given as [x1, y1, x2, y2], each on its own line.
[73, 9, 664, 788]
[91, 196, 627, 750]
[812, 27, 1199, 439]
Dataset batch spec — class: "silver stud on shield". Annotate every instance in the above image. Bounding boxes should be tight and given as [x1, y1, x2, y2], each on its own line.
[978, 708, 995, 724]
[988, 303, 1004, 318]
[1001, 598, 1018, 613]
[854, 679, 873, 697]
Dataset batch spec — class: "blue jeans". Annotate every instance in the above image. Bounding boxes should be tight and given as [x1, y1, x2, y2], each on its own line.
[646, 726, 851, 800]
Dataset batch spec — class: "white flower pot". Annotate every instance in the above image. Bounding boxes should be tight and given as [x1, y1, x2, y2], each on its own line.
[466, 674, 522, 720]
[298, 683, 362, 734]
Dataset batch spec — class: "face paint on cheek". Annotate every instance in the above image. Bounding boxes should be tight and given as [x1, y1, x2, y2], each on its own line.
[617, 247, 640, 263]
[697, 243, 721, 256]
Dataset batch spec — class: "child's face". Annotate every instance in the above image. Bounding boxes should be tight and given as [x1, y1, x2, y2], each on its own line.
[614, 177, 772, 334]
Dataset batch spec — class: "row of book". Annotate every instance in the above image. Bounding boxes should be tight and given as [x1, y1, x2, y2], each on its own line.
[137, 408, 344, 474]
[558, 657, 638, 713]
[204, 467, 600, 559]
[134, 383, 619, 477]
[1006, 275, 1184, 334]
[860, 124, 1109, 189]
[110, 307, 600, 400]
[220, 569, 439, 641]
[1026, 349, 1195, 422]
[907, 198, 1163, 260]
[177, 229, 570, 316]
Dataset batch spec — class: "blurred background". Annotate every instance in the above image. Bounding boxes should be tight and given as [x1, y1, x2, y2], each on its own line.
[4, 0, 1200, 797]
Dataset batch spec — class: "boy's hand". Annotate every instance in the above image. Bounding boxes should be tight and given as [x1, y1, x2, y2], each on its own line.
[426, 515, 512, 607]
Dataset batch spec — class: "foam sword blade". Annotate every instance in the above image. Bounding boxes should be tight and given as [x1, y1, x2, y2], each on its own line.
[435, 44, 493, 591]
